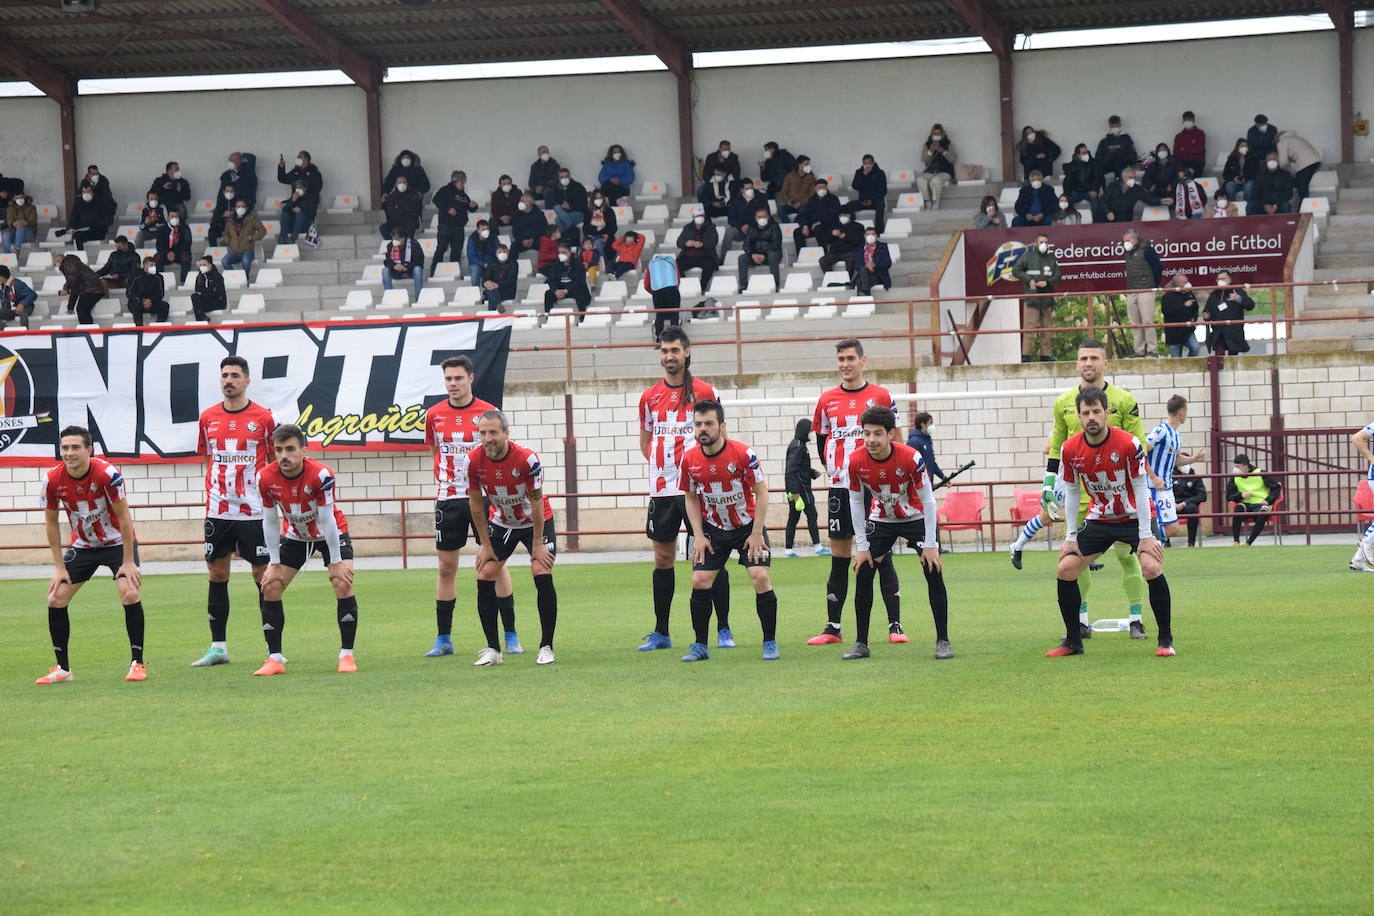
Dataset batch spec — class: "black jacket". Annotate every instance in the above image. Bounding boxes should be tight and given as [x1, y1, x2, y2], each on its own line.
[760, 148, 796, 195]
[797, 193, 841, 230]
[547, 179, 588, 215]
[727, 194, 761, 231]
[1227, 470, 1282, 505]
[432, 184, 477, 228]
[193, 268, 228, 312]
[824, 221, 864, 256]
[480, 259, 518, 301]
[1246, 123, 1278, 162]
[0, 173, 24, 199]
[383, 238, 424, 274]
[278, 162, 323, 217]
[219, 153, 258, 204]
[743, 219, 782, 257]
[528, 157, 561, 198]
[1172, 473, 1206, 510]
[1203, 287, 1254, 352]
[702, 150, 741, 181]
[513, 207, 547, 252]
[97, 247, 140, 279]
[1254, 167, 1294, 207]
[850, 166, 887, 206]
[1017, 136, 1061, 177]
[68, 197, 114, 233]
[382, 191, 424, 231]
[1101, 181, 1158, 222]
[1062, 158, 1103, 197]
[1094, 132, 1137, 177]
[126, 272, 167, 306]
[156, 223, 194, 261]
[676, 221, 719, 254]
[148, 173, 191, 208]
[905, 428, 947, 483]
[81, 174, 114, 206]
[1159, 288, 1199, 346]
[785, 419, 817, 494]
[1141, 157, 1180, 199]
[383, 150, 431, 196]
[544, 257, 589, 298]
[583, 203, 618, 242]
[1222, 152, 1257, 185]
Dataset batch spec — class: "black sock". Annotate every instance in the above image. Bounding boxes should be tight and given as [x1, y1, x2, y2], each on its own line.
[652, 567, 674, 635]
[755, 589, 778, 642]
[1231, 514, 1243, 541]
[1056, 579, 1082, 648]
[1186, 516, 1199, 547]
[48, 606, 70, 671]
[712, 566, 731, 630]
[878, 559, 901, 625]
[498, 593, 516, 633]
[1248, 517, 1267, 545]
[923, 564, 949, 642]
[854, 563, 876, 644]
[337, 596, 358, 651]
[256, 581, 266, 614]
[534, 574, 557, 649]
[435, 598, 456, 637]
[807, 510, 820, 544]
[825, 555, 849, 628]
[476, 580, 500, 650]
[207, 580, 229, 642]
[261, 600, 285, 654]
[689, 587, 712, 645]
[1147, 574, 1173, 643]
[123, 602, 145, 663]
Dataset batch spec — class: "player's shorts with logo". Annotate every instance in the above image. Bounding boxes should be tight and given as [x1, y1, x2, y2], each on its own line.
[866, 518, 932, 559]
[1150, 487, 1178, 525]
[1072, 519, 1140, 558]
[204, 517, 269, 564]
[645, 495, 688, 543]
[63, 543, 141, 584]
[435, 498, 480, 551]
[488, 517, 558, 563]
[278, 533, 354, 569]
[827, 487, 856, 539]
[692, 523, 771, 571]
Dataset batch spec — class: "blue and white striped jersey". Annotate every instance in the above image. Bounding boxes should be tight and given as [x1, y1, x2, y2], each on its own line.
[1145, 420, 1182, 488]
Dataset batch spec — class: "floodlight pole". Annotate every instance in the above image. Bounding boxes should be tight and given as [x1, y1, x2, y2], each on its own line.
[0, 42, 78, 210]
[1320, 0, 1355, 163]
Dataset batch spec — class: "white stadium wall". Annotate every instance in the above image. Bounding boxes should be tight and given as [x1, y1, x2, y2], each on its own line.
[1356, 27, 1374, 163]
[0, 97, 64, 206]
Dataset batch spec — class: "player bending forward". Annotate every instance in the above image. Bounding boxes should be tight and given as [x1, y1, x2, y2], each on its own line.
[467, 410, 558, 667]
[255, 425, 359, 675]
[1350, 421, 1374, 573]
[36, 425, 146, 684]
[1047, 388, 1176, 658]
[678, 399, 780, 662]
[843, 407, 953, 661]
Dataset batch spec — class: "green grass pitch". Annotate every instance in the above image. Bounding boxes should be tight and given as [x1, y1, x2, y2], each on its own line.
[2, 546, 1371, 913]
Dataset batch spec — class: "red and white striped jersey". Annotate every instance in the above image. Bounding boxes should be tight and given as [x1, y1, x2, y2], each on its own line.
[1061, 427, 1147, 522]
[639, 377, 719, 497]
[41, 457, 128, 549]
[846, 442, 929, 522]
[678, 438, 765, 531]
[198, 401, 277, 519]
[467, 441, 552, 529]
[813, 382, 897, 487]
[424, 396, 495, 501]
[257, 457, 349, 542]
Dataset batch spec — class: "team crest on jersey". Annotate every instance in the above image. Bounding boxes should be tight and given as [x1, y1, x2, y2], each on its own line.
[866, 398, 876, 408]
[512, 468, 521, 479]
[1110, 451, 1119, 463]
[895, 468, 906, 478]
[727, 462, 738, 474]
[247, 421, 260, 432]
[304, 485, 314, 495]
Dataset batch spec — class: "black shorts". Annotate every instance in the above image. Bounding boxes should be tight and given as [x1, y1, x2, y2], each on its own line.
[646, 495, 687, 543]
[488, 516, 558, 563]
[865, 518, 930, 560]
[278, 533, 354, 569]
[435, 499, 480, 552]
[692, 524, 771, 571]
[63, 543, 139, 584]
[827, 487, 855, 539]
[204, 517, 269, 565]
[1072, 520, 1139, 558]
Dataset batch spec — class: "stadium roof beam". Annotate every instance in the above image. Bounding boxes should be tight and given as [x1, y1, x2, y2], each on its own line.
[1319, 0, 1355, 163]
[0, 38, 77, 209]
[598, 0, 696, 194]
[254, 0, 386, 207]
[949, 0, 1018, 185]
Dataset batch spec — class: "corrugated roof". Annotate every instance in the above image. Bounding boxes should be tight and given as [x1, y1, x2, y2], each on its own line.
[0, 0, 1334, 82]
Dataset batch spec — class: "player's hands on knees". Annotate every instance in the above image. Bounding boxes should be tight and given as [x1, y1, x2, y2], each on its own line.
[47, 567, 72, 601]
[690, 535, 712, 566]
[260, 564, 284, 593]
[117, 561, 142, 590]
[852, 550, 874, 571]
[1058, 540, 1083, 561]
[328, 561, 354, 588]
[531, 543, 554, 575]
[920, 547, 942, 573]
[745, 533, 768, 563]
[1138, 537, 1163, 564]
[474, 543, 496, 576]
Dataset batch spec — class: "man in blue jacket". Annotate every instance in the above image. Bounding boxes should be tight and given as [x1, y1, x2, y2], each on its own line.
[0, 265, 37, 329]
[1013, 171, 1057, 227]
[906, 412, 948, 486]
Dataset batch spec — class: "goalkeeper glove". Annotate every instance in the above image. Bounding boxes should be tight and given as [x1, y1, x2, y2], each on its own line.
[1040, 473, 1061, 516]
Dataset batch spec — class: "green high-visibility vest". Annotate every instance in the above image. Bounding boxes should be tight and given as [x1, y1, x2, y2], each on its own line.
[1234, 472, 1270, 505]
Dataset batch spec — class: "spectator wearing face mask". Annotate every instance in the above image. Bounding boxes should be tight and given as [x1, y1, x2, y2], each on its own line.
[467, 220, 501, 289]
[0, 170, 23, 212]
[1142, 144, 1180, 201]
[1011, 234, 1060, 362]
[148, 161, 191, 221]
[537, 225, 563, 274]
[917, 125, 956, 210]
[702, 140, 740, 182]
[192, 256, 227, 322]
[480, 245, 518, 308]
[430, 170, 478, 276]
[1094, 115, 1137, 183]
[817, 212, 864, 275]
[852, 228, 892, 296]
[758, 141, 796, 199]
[1159, 273, 1200, 357]
[207, 183, 236, 247]
[1119, 229, 1163, 358]
[1171, 465, 1207, 548]
[0, 265, 37, 329]
[1171, 168, 1206, 220]
[1246, 115, 1278, 166]
[1222, 138, 1257, 204]
[1173, 112, 1207, 177]
[845, 154, 887, 232]
[2, 192, 36, 254]
[54, 251, 104, 324]
[598, 144, 635, 204]
[543, 244, 591, 317]
[719, 179, 760, 260]
[63, 186, 114, 247]
[547, 169, 588, 234]
[276, 151, 322, 242]
[698, 167, 736, 221]
[1016, 125, 1060, 182]
[975, 195, 1006, 229]
[220, 152, 258, 207]
[380, 173, 424, 240]
[1227, 454, 1281, 546]
[126, 256, 170, 326]
[583, 192, 617, 259]
[1013, 172, 1057, 227]
[528, 145, 560, 204]
[1202, 271, 1254, 355]
[512, 195, 546, 256]
[96, 236, 140, 290]
[1062, 144, 1102, 207]
[609, 231, 645, 279]
[676, 211, 719, 286]
[1055, 195, 1082, 225]
[1251, 153, 1294, 215]
[490, 175, 522, 228]
[81, 165, 114, 208]
[383, 229, 425, 300]
[1095, 168, 1157, 223]
[134, 192, 170, 247]
[738, 209, 782, 289]
[382, 149, 430, 198]
[793, 179, 840, 255]
[1208, 188, 1238, 219]
[155, 210, 194, 282]
[1275, 129, 1322, 203]
[222, 200, 266, 278]
[578, 236, 601, 286]
[777, 156, 817, 223]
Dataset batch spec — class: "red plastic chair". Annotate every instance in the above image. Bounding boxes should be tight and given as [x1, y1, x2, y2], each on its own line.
[1009, 488, 1053, 548]
[1228, 491, 1284, 545]
[1354, 481, 1374, 534]
[937, 490, 986, 551]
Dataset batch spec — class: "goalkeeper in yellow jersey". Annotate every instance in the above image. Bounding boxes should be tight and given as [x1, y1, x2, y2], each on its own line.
[1008, 338, 1164, 640]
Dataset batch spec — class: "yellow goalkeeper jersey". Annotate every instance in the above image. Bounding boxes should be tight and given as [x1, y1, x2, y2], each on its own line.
[1048, 382, 1145, 461]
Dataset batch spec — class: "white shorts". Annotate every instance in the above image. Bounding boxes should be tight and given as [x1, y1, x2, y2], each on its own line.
[1151, 488, 1178, 525]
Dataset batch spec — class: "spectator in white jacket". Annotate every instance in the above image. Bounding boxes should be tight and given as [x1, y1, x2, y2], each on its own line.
[1275, 130, 1322, 203]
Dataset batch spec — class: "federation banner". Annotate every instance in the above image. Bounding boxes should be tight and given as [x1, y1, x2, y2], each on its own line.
[963, 214, 1303, 297]
[0, 316, 512, 466]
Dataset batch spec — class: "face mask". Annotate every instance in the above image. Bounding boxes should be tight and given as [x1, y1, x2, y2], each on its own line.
[500, 183, 511, 192]
[518, 202, 528, 212]
[234, 208, 246, 218]
[228, 160, 236, 169]
[1038, 243, 1049, 253]
[593, 198, 604, 207]
[613, 151, 625, 161]
[171, 170, 181, 179]
[14, 198, 23, 206]
[145, 266, 157, 275]
[1267, 160, 1279, 170]
[756, 218, 769, 228]
[559, 177, 570, 187]
[719, 149, 731, 158]
[864, 234, 877, 244]
[693, 216, 705, 226]
[224, 190, 235, 200]
[802, 165, 812, 175]
[396, 183, 407, 192]
[1216, 199, 1227, 207]
[148, 200, 158, 208]
[816, 188, 828, 197]
[711, 175, 723, 183]
[1125, 178, 1137, 188]
[932, 134, 943, 140]
[89, 171, 99, 178]
[1217, 278, 1230, 287]
[764, 149, 773, 159]
[743, 189, 755, 199]
[1123, 240, 1135, 251]
[1183, 120, 1195, 129]
[1079, 154, 1090, 162]
[479, 229, 490, 239]
[540, 153, 551, 162]
[1238, 146, 1249, 156]
[558, 253, 569, 263]
[169, 217, 180, 227]
[198, 264, 209, 274]
[401, 157, 412, 167]
[839, 215, 851, 224]
[986, 206, 996, 215]
[1109, 127, 1121, 136]
[295, 158, 304, 167]
[1026, 132, 1037, 142]
[1030, 180, 1042, 189]
[497, 251, 509, 262]
[1157, 151, 1168, 160]
[1058, 200, 1069, 210]
[82, 193, 93, 203]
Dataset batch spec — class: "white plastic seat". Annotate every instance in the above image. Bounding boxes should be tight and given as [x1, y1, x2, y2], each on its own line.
[252, 268, 283, 289]
[431, 262, 462, 283]
[25, 250, 53, 270]
[617, 307, 648, 327]
[744, 273, 776, 295]
[1310, 170, 1338, 193]
[92, 297, 122, 318]
[676, 203, 703, 223]
[580, 306, 614, 328]
[843, 296, 875, 318]
[639, 204, 670, 224]
[595, 280, 627, 303]
[766, 298, 800, 321]
[1299, 197, 1331, 216]
[613, 206, 635, 226]
[820, 270, 850, 289]
[883, 217, 913, 238]
[783, 272, 814, 292]
[521, 283, 549, 305]
[205, 246, 228, 261]
[804, 297, 838, 319]
[998, 187, 1020, 209]
[193, 199, 216, 215]
[511, 310, 541, 331]
[679, 277, 703, 299]
[0, 253, 17, 269]
[190, 223, 210, 242]
[168, 296, 192, 316]
[793, 249, 823, 269]
[114, 225, 137, 242]
[721, 250, 743, 269]
[261, 220, 280, 235]
[328, 193, 359, 214]
[40, 274, 65, 294]
[887, 243, 902, 263]
[732, 299, 761, 322]
[1141, 206, 1170, 222]
[418, 238, 439, 257]
[357, 264, 383, 286]
[707, 275, 739, 297]
[415, 288, 445, 308]
[35, 202, 61, 221]
[342, 290, 373, 311]
[234, 293, 266, 314]
[888, 168, 917, 189]
[223, 270, 248, 289]
[817, 173, 845, 191]
[378, 289, 411, 309]
[637, 179, 667, 200]
[269, 244, 300, 263]
[451, 286, 482, 307]
[893, 191, 925, 213]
